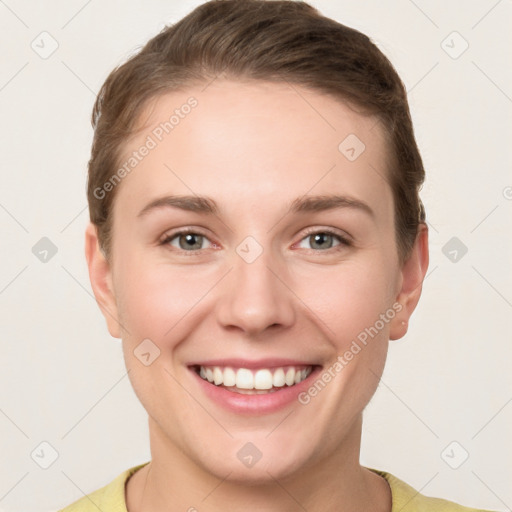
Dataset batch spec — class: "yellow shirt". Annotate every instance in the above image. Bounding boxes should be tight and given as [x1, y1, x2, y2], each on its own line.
[58, 462, 495, 511]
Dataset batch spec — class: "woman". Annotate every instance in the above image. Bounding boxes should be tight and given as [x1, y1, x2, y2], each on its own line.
[59, 1, 495, 510]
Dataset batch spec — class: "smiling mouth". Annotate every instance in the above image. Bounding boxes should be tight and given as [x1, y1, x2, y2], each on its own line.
[191, 365, 316, 394]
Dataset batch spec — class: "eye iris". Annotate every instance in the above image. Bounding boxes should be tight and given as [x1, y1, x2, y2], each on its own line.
[179, 233, 203, 250]
[310, 233, 333, 250]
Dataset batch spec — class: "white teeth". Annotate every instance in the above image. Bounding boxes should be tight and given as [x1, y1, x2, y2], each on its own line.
[213, 367, 223, 385]
[254, 369, 273, 390]
[285, 368, 295, 386]
[197, 365, 313, 391]
[272, 368, 285, 387]
[223, 367, 236, 387]
[236, 368, 254, 389]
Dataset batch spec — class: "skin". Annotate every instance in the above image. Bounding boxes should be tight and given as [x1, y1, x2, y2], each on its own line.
[85, 79, 429, 511]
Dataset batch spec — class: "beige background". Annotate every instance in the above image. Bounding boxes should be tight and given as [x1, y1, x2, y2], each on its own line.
[0, 0, 510, 510]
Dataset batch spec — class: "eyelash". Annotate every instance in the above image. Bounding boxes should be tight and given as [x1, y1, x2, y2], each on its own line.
[159, 227, 352, 255]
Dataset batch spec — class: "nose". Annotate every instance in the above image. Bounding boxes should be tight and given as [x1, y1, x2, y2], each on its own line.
[215, 245, 296, 337]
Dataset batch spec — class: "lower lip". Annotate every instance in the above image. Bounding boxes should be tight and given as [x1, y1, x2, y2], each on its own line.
[189, 366, 322, 415]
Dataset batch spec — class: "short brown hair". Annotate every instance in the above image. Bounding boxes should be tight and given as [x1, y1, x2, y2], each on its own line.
[87, 0, 426, 264]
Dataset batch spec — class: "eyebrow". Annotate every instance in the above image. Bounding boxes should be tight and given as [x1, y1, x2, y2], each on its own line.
[137, 194, 375, 219]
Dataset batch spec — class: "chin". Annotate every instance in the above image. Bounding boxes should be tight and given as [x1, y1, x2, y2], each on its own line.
[193, 436, 315, 485]
[206, 456, 306, 485]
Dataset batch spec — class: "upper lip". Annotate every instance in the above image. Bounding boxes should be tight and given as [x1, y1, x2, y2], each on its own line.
[188, 358, 321, 369]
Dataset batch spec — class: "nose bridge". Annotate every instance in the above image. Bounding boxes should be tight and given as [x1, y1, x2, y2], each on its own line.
[215, 237, 295, 334]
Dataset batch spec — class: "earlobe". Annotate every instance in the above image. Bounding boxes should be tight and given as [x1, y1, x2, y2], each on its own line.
[84, 222, 122, 339]
[389, 224, 429, 341]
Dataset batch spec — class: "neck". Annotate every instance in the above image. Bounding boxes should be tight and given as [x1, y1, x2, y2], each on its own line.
[126, 415, 391, 512]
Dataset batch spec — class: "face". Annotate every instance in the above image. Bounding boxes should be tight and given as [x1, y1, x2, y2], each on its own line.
[86, 79, 427, 483]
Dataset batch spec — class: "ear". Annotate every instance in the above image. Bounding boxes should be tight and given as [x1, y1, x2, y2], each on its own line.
[84, 222, 122, 339]
[389, 223, 429, 340]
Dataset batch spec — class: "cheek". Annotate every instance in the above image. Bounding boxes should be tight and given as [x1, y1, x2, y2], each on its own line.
[114, 241, 397, 351]
[295, 258, 396, 347]
[114, 255, 211, 344]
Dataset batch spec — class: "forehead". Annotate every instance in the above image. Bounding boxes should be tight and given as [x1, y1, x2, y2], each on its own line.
[114, 79, 392, 221]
